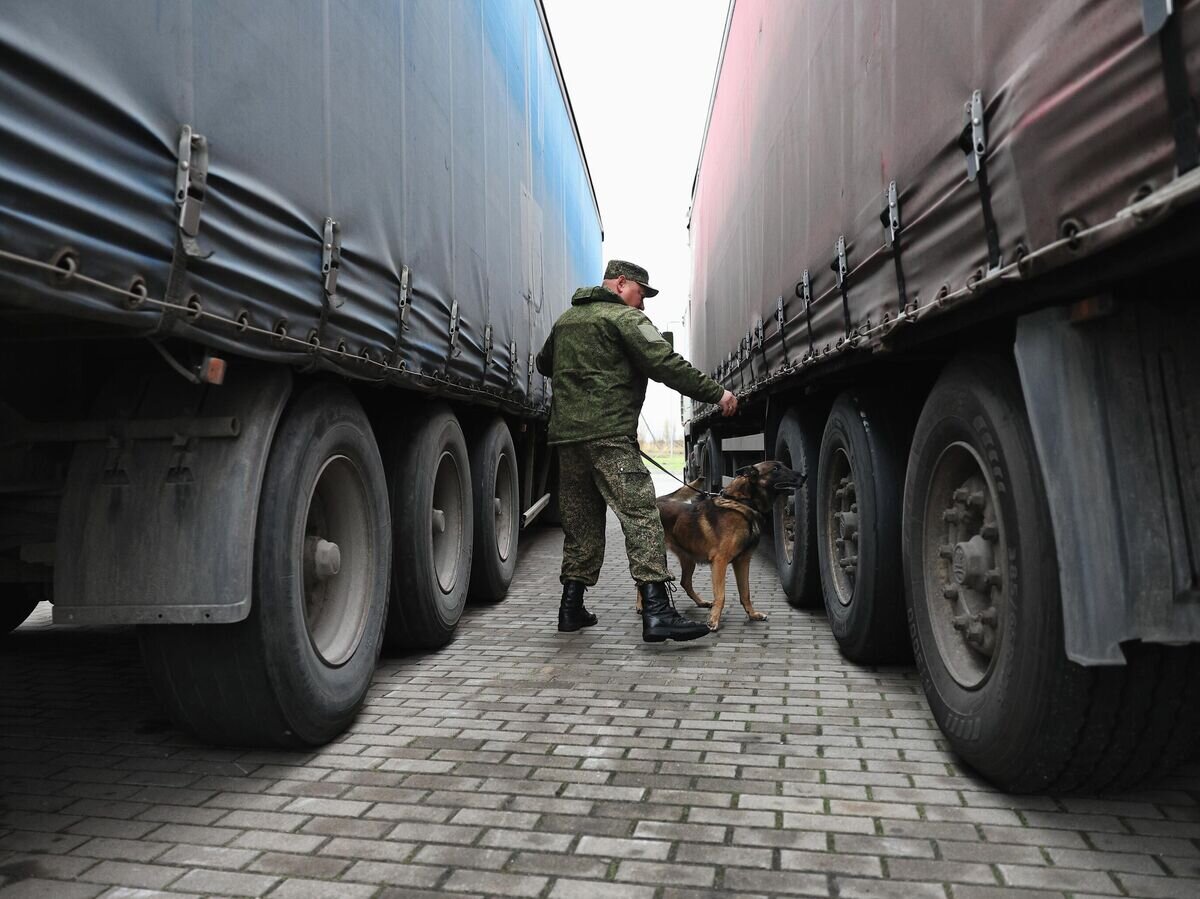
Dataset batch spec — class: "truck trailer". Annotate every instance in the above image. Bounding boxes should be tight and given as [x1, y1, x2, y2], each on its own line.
[0, 0, 601, 746]
[686, 0, 1200, 792]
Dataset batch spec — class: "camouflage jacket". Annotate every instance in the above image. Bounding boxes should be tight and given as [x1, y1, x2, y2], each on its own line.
[536, 285, 725, 445]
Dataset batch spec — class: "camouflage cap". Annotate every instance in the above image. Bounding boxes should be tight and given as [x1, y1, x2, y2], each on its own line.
[604, 259, 659, 297]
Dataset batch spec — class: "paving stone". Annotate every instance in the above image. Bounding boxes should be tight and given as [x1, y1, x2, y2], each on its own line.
[76, 860, 187, 890]
[263, 879, 376, 899]
[70, 838, 170, 863]
[615, 860, 716, 888]
[341, 861, 444, 888]
[0, 880, 105, 899]
[155, 844, 259, 869]
[441, 869, 548, 896]
[244, 851, 348, 879]
[548, 880, 656, 899]
[170, 868, 278, 896]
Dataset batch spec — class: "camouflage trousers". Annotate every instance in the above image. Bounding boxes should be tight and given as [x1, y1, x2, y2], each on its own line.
[556, 436, 673, 586]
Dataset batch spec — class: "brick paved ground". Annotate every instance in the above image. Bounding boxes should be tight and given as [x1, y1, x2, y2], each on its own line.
[2, 471, 1199, 898]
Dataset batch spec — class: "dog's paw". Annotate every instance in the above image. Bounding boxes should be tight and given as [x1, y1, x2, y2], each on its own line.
[696, 599, 713, 609]
[748, 611, 768, 622]
[706, 617, 721, 632]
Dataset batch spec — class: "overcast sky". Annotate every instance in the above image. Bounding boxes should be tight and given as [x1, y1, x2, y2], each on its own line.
[542, 0, 730, 444]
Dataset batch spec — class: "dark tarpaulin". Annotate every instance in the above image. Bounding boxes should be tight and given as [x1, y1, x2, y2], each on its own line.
[0, 0, 602, 413]
[689, 0, 1200, 388]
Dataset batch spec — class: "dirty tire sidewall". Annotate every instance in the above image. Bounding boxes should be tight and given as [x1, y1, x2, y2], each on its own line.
[255, 384, 390, 744]
[816, 393, 908, 663]
[385, 406, 473, 650]
[701, 432, 723, 494]
[903, 357, 1074, 790]
[773, 410, 821, 608]
[468, 417, 519, 602]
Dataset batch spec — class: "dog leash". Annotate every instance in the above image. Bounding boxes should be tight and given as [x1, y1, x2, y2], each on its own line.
[638, 449, 721, 498]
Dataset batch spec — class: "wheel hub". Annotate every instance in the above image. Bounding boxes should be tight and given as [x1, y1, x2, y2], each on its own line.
[924, 446, 1006, 689]
[431, 450, 464, 594]
[301, 455, 371, 667]
[305, 537, 342, 580]
[825, 450, 858, 606]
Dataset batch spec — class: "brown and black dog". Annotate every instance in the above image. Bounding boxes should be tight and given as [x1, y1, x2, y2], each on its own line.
[639, 461, 804, 631]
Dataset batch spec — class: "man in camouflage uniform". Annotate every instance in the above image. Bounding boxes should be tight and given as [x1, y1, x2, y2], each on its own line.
[536, 260, 738, 642]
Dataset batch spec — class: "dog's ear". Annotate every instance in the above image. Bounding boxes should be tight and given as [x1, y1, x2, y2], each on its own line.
[735, 465, 756, 477]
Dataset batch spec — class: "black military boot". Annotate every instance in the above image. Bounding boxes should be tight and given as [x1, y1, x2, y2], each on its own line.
[640, 582, 710, 643]
[558, 580, 597, 632]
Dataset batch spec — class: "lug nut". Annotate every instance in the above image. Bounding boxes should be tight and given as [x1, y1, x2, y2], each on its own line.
[939, 544, 955, 560]
[943, 508, 962, 523]
[952, 614, 970, 631]
[943, 585, 959, 600]
[980, 523, 999, 542]
[968, 491, 986, 511]
[966, 620, 985, 644]
[953, 487, 968, 503]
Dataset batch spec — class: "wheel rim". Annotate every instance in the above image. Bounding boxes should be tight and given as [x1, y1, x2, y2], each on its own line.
[921, 441, 1007, 690]
[302, 455, 371, 667]
[779, 444, 797, 565]
[824, 447, 858, 606]
[493, 449, 515, 563]
[431, 449, 465, 596]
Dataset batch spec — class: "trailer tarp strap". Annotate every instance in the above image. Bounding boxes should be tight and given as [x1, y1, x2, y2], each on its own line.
[776, 296, 790, 366]
[880, 181, 909, 314]
[797, 270, 814, 359]
[1156, 11, 1199, 174]
[831, 237, 855, 344]
[960, 91, 1003, 271]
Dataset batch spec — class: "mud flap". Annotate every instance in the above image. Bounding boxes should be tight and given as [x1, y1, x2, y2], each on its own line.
[53, 364, 291, 624]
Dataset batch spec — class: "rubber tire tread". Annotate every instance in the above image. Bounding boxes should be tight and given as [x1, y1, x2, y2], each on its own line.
[817, 391, 911, 663]
[139, 383, 390, 747]
[383, 405, 473, 651]
[1050, 644, 1200, 793]
[773, 409, 822, 609]
[467, 417, 519, 602]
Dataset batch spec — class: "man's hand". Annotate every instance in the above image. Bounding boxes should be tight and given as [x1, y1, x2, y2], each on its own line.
[719, 390, 738, 417]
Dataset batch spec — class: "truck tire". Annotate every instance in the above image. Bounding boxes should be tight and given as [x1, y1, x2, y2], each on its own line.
[773, 409, 821, 608]
[1, 588, 43, 634]
[699, 432, 723, 494]
[904, 355, 1200, 792]
[468, 417, 519, 602]
[139, 382, 390, 746]
[816, 392, 910, 663]
[384, 405, 473, 650]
